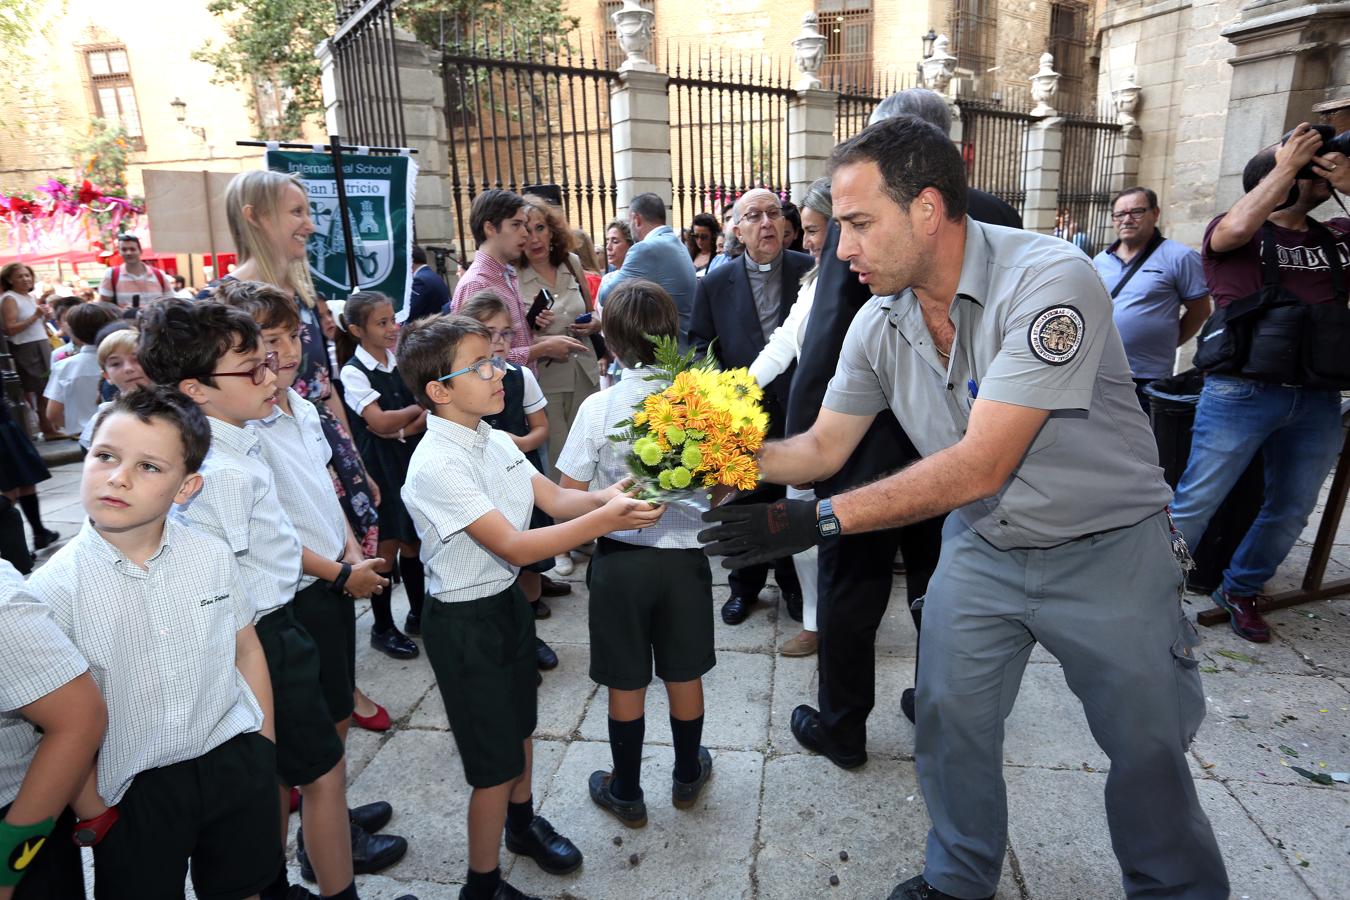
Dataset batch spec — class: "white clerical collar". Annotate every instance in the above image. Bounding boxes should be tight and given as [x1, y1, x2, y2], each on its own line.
[745, 254, 779, 274]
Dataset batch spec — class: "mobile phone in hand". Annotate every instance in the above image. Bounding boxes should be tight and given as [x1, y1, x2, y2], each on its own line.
[526, 289, 554, 328]
[574, 312, 593, 324]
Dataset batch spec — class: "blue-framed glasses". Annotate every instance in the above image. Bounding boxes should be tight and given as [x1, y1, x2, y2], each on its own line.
[438, 356, 507, 383]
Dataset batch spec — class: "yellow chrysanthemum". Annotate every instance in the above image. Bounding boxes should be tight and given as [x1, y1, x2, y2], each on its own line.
[720, 368, 763, 404]
[717, 453, 760, 492]
[644, 394, 683, 432]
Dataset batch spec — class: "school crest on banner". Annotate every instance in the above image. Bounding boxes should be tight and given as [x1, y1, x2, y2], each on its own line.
[265, 149, 418, 318]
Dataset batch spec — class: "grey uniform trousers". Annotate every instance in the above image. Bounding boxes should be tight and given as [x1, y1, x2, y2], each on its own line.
[916, 510, 1229, 899]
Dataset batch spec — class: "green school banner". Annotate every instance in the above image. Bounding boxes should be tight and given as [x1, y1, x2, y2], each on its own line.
[265, 149, 418, 318]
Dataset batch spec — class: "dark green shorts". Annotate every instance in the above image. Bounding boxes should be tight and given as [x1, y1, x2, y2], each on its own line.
[2, 806, 81, 900]
[424, 585, 537, 788]
[291, 579, 357, 723]
[586, 538, 716, 690]
[255, 605, 344, 787]
[92, 732, 281, 900]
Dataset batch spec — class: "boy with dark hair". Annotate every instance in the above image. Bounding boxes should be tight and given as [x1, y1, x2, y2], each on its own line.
[216, 279, 410, 884]
[0, 557, 104, 899]
[137, 299, 397, 900]
[556, 281, 716, 827]
[43, 302, 119, 436]
[26, 386, 280, 898]
[398, 314, 665, 900]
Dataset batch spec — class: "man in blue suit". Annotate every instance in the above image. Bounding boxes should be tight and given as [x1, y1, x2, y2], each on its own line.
[596, 192, 697, 341]
[690, 188, 810, 625]
[407, 244, 451, 321]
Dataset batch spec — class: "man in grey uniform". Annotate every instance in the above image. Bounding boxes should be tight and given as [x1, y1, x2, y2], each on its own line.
[699, 116, 1229, 899]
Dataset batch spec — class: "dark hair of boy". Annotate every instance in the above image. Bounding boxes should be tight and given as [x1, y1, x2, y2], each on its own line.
[94, 319, 134, 347]
[333, 290, 393, 367]
[213, 278, 302, 332]
[456, 289, 510, 324]
[469, 188, 527, 245]
[829, 113, 968, 221]
[91, 384, 213, 473]
[52, 295, 83, 319]
[137, 298, 261, 388]
[65, 302, 121, 345]
[397, 314, 491, 409]
[601, 279, 679, 368]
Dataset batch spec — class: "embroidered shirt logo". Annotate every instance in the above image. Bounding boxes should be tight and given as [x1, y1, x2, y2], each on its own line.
[199, 593, 230, 607]
[1027, 306, 1084, 366]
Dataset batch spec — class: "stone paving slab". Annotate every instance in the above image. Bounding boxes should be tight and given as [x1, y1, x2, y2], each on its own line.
[1223, 779, 1350, 899]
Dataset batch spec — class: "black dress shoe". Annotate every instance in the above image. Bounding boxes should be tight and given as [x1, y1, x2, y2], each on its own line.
[349, 800, 393, 833]
[32, 528, 60, 551]
[504, 814, 583, 875]
[371, 625, 419, 659]
[672, 746, 713, 809]
[539, 575, 573, 597]
[782, 590, 803, 622]
[901, 688, 916, 725]
[532, 599, 551, 620]
[720, 594, 757, 625]
[403, 612, 422, 636]
[588, 770, 647, 827]
[458, 882, 537, 900]
[297, 822, 408, 881]
[790, 704, 867, 770]
[888, 874, 992, 900]
[535, 637, 558, 670]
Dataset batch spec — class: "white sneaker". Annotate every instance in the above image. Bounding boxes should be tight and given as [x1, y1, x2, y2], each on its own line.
[553, 554, 575, 576]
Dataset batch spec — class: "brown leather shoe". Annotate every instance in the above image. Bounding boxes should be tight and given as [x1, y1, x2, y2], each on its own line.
[779, 630, 818, 657]
[1212, 589, 1271, 643]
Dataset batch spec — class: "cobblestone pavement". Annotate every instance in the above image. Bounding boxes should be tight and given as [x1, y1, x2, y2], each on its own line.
[24, 460, 1350, 899]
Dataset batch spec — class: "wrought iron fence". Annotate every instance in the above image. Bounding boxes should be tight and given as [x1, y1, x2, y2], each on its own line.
[1058, 113, 1123, 254]
[330, 0, 406, 149]
[954, 96, 1035, 214]
[667, 47, 794, 230]
[833, 71, 912, 144]
[440, 23, 618, 260]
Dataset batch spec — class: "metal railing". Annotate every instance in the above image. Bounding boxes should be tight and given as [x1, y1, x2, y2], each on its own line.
[330, 0, 406, 149]
[955, 96, 1036, 214]
[1058, 113, 1123, 254]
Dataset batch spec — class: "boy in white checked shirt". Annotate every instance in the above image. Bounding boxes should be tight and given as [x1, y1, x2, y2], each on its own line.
[137, 300, 392, 900]
[0, 558, 104, 899]
[398, 315, 665, 900]
[26, 387, 278, 899]
[218, 279, 411, 885]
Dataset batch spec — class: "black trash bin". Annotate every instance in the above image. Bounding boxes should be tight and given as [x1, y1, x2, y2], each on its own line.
[1143, 371, 1264, 594]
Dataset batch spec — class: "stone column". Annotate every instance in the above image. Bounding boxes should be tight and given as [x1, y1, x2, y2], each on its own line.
[610, 69, 673, 218]
[788, 90, 837, 202]
[1021, 116, 1064, 234]
[1108, 75, 1143, 194]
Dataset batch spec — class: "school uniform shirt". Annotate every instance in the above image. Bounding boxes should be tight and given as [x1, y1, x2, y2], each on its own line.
[26, 521, 263, 805]
[43, 344, 102, 436]
[174, 417, 303, 621]
[79, 399, 114, 450]
[252, 389, 347, 588]
[0, 559, 89, 808]
[403, 416, 535, 603]
[339, 345, 399, 416]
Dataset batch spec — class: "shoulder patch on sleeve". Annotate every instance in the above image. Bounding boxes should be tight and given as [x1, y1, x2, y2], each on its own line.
[1027, 305, 1084, 366]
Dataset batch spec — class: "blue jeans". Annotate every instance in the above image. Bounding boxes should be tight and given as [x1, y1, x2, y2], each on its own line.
[1170, 375, 1343, 597]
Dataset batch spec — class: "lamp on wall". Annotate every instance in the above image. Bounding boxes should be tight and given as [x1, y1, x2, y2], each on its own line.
[921, 29, 938, 59]
[169, 96, 207, 143]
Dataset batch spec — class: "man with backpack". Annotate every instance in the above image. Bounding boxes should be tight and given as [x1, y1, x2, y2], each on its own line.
[97, 234, 174, 307]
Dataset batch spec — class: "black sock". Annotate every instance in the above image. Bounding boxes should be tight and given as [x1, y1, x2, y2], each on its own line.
[371, 567, 395, 632]
[506, 795, 534, 835]
[671, 714, 705, 783]
[607, 715, 645, 801]
[258, 862, 290, 900]
[16, 494, 43, 533]
[321, 882, 358, 900]
[464, 867, 502, 900]
[400, 552, 425, 618]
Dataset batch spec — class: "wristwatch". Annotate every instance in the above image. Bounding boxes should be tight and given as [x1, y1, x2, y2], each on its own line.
[816, 498, 841, 538]
[72, 807, 119, 847]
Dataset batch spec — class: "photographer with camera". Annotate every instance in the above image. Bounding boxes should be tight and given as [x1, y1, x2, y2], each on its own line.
[1171, 121, 1350, 643]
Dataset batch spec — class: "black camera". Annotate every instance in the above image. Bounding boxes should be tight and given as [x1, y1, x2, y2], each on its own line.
[1281, 124, 1350, 179]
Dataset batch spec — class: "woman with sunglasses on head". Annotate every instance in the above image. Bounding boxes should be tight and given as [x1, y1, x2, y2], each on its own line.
[685, 213, 721, 278]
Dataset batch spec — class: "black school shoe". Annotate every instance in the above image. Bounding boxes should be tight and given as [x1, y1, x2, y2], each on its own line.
[297, 822, 408, 881]
[539, 575, 572, 597]
[403, 612, 421, 636]
[535, 637, 558, 670]
[504, 814, 583, 875]
[298, 798, 393, 833]
[32, 528, 60, 551]
[371, 625, 419, 659]
[889, 875, 992, 900]
[782, 590, 804, 623]
[790, 705, 867, 770]
[287, 887, 418, 900]
[458, 882, 538, 900]
[588, 770, 648, 828]
[720, 594, 757, 625]
[901, 688, 916, 725]
[672, 747, 713, 809]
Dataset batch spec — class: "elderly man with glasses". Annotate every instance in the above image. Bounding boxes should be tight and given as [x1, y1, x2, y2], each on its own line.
[689, 188, 809, 626]
[1091, 186, 1211, 410]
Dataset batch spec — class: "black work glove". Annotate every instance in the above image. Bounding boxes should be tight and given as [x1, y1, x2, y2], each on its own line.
[697, 499, 819, 570]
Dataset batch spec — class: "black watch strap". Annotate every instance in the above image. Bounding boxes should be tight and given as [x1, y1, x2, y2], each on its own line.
[331, 561, 353, 594]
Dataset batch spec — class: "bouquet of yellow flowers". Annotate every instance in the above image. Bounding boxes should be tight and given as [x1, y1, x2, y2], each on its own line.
[609, 336, 767, 503]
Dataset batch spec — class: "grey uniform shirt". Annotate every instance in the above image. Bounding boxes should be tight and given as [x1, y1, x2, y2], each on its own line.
[403, 416, 536, 603]
[555, 367, 707, 549]
[174, 417, 303, 621]
[27, 521, 263, 805]
[825, 217, 1171, 550]
[253, 389, 347, 588]
[746, 254, 783, 342]
[0, 559, 89, 808]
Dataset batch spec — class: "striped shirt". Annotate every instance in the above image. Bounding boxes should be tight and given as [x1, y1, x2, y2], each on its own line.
[555, 367, 707, 549]
[451, 251, 534, 372]
[26, 521, 263, 805]
[253, 389, 346, 588]
[0, 559, 89, 808]
[174, 417, 303, 620]
[403, 416, 536, 603]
